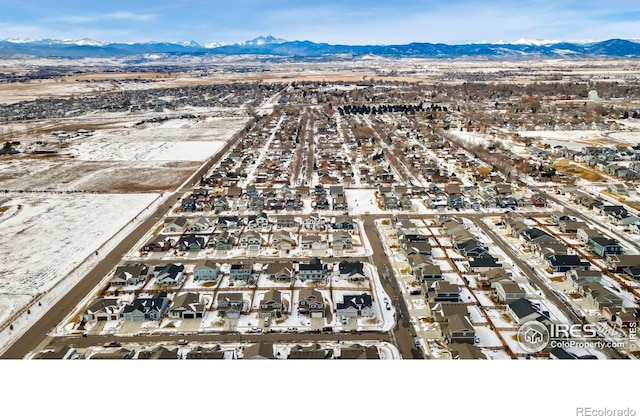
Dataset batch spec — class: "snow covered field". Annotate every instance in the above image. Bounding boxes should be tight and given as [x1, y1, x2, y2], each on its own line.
[0, 192, 159, 340]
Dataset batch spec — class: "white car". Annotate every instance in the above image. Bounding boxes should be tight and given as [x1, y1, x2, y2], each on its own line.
[248, 327, 263, 333]
[284, 327, 298, 333]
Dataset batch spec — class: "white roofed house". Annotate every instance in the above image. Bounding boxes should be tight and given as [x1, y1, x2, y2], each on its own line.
[188, 216, 214, 233]
[168, 292, 207, 319]
[302, 214, 326, 231]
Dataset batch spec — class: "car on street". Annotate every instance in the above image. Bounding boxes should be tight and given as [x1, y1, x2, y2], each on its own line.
[248, 327, 263, 333]
[284, 327, 298, 333]
[177, 339, 188, 346]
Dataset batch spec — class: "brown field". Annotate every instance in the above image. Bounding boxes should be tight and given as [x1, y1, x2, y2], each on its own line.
[554, 159, 605, 182]
[0, 156, 198, 193]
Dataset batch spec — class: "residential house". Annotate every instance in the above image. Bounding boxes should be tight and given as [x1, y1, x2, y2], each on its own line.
[276, 216, 297, 229]
[247, 212, 269, 229]
[332, 231, 353, 251]
[154, 264, 185, 286]
[216, 216, 243, 230]
[239, 230, 262, 250]
[193, 260, 220, 282]
[467, 255, 502, 273]
[429, 281, 461, 303]
[258, 290, 284, 319]
[111, 264, 149, 286]
[229, 263, 254, 281]
[300, 234, 323, 251]
[168, 292, 206, 319]
[449, 343, 486, 360]
[82, 298, 121, 322]
[302, 214, 326, 231]
[495, 281, 526, 304]
[588, 236, 623, 257]
[478, 268, 512, 289]
[566, 269, 603, 286]
[178, 234, 206, 252]
[601, 306, 640, 329]
[444, 314, 475, 345]
[265, 263, 293, 281]
[181, 197, 196, 212]
[338, 344, 380, 359]
[242, 343, 275, 359]
[288, 344, 329, 359]
[298, 288, 326, 318]
[546, 255, 590, 273]
[506, 298, 549, 325]
[188, 217, 214, 233]
[530, 193, 547, 207]
[122, 292, 170, 321]
[336, 293, 374, 318]
[164, 217, 188, 234]
[578, 281, 623, 309]
[577, 227, 601, 245]
[209, 230, 235, 251]
[558, 220, 585, 234]
[186, 345, 225, 360]
[298, 258, 327, 282]
[338, 261, 366, 281]
[141, 235, 174, 252]
[407, 253, 442, 281]
[216, 292, 244, 318]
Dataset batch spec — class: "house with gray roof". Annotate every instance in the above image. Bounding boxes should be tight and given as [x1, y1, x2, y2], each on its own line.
[193, 260, 220, 281]
[337, 293, 374, 318]
[168, 292, 206, 319]
[122, 292, 170, 321]
[216, 292, 244, 318]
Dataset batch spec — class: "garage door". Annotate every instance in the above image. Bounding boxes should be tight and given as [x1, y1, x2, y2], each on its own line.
[97, 316, 108, 322]
[310, 312, 324, 318]
[183, 313, 196, 319]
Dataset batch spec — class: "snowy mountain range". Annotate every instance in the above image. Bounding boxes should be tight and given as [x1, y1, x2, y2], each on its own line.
[1, 35, 640, 58]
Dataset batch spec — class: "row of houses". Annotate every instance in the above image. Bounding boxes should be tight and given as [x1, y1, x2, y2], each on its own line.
[110, 259, 368, 288]
[84, 286, 374, 324]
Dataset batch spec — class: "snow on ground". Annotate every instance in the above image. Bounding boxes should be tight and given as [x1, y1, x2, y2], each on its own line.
[72, 140, 226, 162]
[0, 192, 160, 351]
[345, 189, 384, 215]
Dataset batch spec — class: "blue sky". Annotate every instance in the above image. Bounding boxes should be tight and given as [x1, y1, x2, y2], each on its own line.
[1, 0, 640, 44]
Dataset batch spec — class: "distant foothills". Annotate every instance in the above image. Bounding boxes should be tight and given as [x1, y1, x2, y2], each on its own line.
[2, 35, 640, 59]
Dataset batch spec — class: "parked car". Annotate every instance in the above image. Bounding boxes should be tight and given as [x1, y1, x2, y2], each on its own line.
[248, 327, 262, 333]
[285, 327, 298, 333]
[321, 326, 333, 333]
[177, 339, 188, 346]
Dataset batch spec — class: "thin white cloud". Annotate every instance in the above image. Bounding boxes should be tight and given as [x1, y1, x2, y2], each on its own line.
[48, 11, 154, 24]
